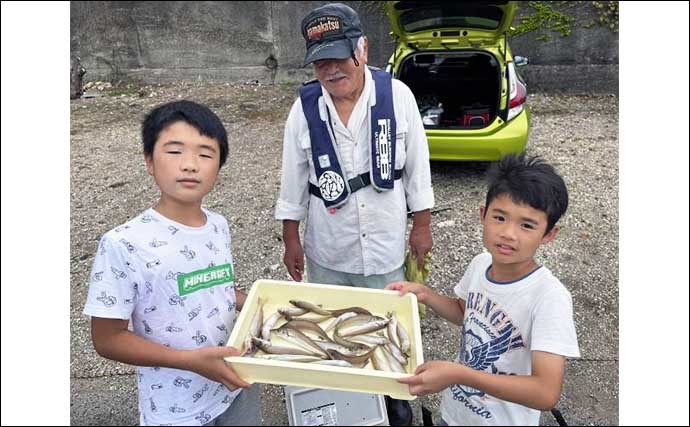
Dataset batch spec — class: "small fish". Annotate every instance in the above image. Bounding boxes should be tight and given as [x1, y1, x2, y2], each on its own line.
[275, 325, 331, 359]
[337, 315, 389, 337]
[396, 320, 411, 354]
[328, 306, 372, 317]
[322, 311, 359, 333]
[310, 359, 354, 368]
[278, 306, 308, 317]
[249, 299, 265, 337]
[242, 301, 414, 373]
[284, 320, 332, 342]
[349, 333, 389, 346]
[284, 312, 331, 323]
[387, 311, 401, 349]
[385, 342, 408, 366]
[327, 346, 376, 366]
[243, 299, 264, 355]
[313, 339, 369, 356]
[261, 312, 282, 341]
[319, 317, 338, 332]
[254, 354, 323, 362]
[250, 336, 320, 357]
[289, 300, 332, 316]
[332, 327, 371, 351]
[371, 345, 393, 372]
[381, 345, 407, 373]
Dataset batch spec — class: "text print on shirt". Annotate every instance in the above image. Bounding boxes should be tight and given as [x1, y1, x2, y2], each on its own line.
[177, 264, 234, 296]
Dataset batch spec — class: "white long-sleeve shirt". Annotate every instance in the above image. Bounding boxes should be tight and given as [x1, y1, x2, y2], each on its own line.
[275, 67, 434, 276]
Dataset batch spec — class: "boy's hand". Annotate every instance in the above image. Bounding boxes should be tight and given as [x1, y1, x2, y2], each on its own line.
[385, 281, 432, 304]
[397, 361, 463, 396]
[183, 346, 251, 391]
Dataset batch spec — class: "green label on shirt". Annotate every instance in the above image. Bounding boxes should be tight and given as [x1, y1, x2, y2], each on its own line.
[177, 263, 234, 296]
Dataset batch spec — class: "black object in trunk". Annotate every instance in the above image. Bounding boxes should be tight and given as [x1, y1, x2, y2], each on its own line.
[398, 51, 501, 129]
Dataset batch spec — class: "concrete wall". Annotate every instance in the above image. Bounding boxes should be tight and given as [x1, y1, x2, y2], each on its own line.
[509, 2, 619, 93]
[71, 1, 618, 93]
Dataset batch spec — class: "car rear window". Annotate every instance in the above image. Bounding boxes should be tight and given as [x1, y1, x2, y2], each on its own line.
[399, 4, 503, 32]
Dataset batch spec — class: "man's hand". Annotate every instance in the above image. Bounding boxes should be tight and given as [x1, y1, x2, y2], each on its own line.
[283, 240, 305, 281]
[409, 218, 432, 269]
[182, 346, 251, 391]
[397, 361, 464, 396]
[282, 220, 304, 281]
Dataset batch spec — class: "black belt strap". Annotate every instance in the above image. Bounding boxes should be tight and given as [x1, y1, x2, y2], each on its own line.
[551, 408, 568, 427]
[309, 169, 403, 201]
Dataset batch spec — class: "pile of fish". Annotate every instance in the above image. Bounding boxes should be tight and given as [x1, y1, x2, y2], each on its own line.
[241, 299, 412, 373]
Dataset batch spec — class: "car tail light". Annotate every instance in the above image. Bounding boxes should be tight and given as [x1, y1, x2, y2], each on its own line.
[507, 61, 527, 121]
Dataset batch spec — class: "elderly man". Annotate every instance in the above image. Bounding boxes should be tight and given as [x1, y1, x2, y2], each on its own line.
[274, 4, 435, 423]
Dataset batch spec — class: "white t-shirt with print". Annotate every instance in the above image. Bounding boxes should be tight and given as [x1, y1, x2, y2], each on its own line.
[83, 207, 242, 426]
[440, 252, 580, 426]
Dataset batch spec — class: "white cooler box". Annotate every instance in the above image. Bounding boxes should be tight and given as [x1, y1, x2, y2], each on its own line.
[285, 386, 389, 426]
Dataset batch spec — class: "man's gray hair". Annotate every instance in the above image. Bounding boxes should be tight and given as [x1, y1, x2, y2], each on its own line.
[356, 36, 366, 57]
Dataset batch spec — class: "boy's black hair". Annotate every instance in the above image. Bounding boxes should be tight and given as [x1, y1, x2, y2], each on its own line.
[142, 100, 228, 167]
[485, 153, 568, 234]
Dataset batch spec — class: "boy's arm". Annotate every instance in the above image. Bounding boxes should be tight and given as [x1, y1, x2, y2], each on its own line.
[386, 282, 465, 325]
[235, 289, 247, 311]
[91, 317, 250, 390]
[400, 351, 565, 411]
[423, 292, 465, 325]
[458, 350, 565, 410]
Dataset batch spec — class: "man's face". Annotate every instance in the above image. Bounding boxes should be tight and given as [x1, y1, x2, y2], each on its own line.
[312, 38, 368, 101]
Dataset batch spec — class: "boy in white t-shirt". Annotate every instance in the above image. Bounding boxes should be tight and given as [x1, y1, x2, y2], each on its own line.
[83, 100, 261, 426]
[387, 153, 579, 426]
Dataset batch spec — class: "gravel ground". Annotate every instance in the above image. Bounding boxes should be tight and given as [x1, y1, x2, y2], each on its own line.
[70, 82, 618, 425]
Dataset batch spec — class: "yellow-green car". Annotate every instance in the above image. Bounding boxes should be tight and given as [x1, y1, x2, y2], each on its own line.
[384, 1, 530, 161]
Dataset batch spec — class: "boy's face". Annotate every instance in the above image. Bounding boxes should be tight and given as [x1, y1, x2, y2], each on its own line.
[480, 194, 559, 269]
[144, 121, 221, 206]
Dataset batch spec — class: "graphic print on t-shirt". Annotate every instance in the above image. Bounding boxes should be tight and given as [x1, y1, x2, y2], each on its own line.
[449, 291, 525, 420]
[177, 263, 234, 297]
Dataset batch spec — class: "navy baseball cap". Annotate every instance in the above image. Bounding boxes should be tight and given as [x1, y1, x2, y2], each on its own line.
[301, 3, 363, 67]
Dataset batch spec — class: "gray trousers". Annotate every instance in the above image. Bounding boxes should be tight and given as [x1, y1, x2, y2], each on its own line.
[306, 257, 405, 289]
[205, 385, 261, 426]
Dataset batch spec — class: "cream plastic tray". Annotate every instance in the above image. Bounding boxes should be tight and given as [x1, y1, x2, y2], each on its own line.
[225, 279, 423, 400]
